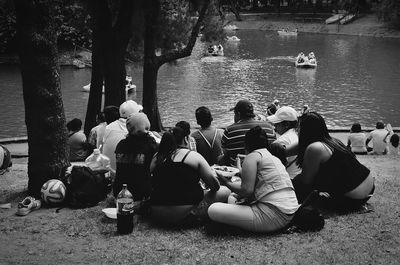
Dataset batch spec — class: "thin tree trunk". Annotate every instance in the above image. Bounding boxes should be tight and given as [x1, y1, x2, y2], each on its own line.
[84, 0, 111, 135]
[143, 0, 163, 131]
[14, 0, 70, 197]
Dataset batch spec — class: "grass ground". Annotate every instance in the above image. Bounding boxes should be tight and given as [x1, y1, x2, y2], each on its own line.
[0, 155, 399, 264]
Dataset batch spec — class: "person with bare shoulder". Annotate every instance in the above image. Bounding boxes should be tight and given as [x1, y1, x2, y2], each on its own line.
[150, 126, 230, 227]
[292, 112, 375, 212]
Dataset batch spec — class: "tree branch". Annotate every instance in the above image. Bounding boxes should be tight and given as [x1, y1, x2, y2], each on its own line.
[157, 0, 211, 66]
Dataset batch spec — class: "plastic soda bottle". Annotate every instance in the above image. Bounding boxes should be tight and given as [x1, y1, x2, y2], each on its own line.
[85, 149, 111, 171]
[116, 184, 134, 234]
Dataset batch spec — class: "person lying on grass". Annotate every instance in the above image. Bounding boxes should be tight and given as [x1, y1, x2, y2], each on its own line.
[290, 112, 375, 212]
[150, 126, 230, 227]
[208, 126, 300, 233]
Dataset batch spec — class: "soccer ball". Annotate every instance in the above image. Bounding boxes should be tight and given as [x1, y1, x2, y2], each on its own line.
[40, 179, 66, 205]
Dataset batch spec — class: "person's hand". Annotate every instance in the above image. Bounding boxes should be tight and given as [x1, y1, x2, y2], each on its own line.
[215, 170, 229, 185]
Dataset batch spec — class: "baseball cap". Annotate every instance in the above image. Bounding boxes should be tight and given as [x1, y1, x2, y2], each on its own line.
[267, 106, 298, 124]
[119, 100, 143, 118]
[230, 100, 255, 117]
[126, 112, 150, 135]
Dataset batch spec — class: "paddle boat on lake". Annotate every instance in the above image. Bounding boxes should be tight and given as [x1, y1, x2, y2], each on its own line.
[295, 52, 317, 68]
[82, 76, 136, 93]
[226, 36, 240, 42]
[206, 44, 224, 56]
[277, 28, 298, 36]
[223, 24, 238, 31]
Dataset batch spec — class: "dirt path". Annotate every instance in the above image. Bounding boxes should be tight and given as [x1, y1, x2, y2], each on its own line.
[0, 156, 399, 264]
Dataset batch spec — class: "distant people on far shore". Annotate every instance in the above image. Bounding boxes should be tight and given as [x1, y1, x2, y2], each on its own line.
[191, 106, 224, 166]
[67, 118, 90, 162]
[366, 121, 389, 155]
[347, 123, 368, 155]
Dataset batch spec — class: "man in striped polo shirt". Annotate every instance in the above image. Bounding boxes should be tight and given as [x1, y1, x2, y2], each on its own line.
[221, 99, 276, 166]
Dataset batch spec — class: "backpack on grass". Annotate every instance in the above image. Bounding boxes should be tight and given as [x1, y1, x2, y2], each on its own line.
[62, 166, 107, 208]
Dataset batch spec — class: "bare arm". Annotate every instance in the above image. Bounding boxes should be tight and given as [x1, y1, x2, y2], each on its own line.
[191, 152, 220, 192]
[218, 152, 258, 198]
[297, 142, 331, 185]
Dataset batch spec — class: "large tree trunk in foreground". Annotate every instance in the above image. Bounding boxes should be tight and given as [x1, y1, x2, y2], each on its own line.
[14, 0, 70, 197]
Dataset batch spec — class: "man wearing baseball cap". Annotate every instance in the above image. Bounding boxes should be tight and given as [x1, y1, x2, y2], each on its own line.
[102, 100, 143, 173]
[267, 106, 301, 178]
[221, 99, 276, 166]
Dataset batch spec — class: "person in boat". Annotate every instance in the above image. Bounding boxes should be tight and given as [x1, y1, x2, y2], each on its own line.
[297, 52, 305, 64]
[289, 112, 375, 212]
[207, 45, 216, 54]
[308, 52, 315, 60]
[208, 126, 300, 233]
[150, 126, 230, 227]
[191, 106, 224, 166]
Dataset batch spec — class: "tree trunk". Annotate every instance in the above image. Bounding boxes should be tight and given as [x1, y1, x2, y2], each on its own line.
[143, 0, 163, 131]
[85, 0, 134, 134]
[14, 0, 70, 197]
[84, 0, 111, 135]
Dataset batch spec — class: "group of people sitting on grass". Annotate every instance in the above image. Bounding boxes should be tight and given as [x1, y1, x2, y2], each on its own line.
[60, 98, 379, 233]
[347, 121, 399, 155]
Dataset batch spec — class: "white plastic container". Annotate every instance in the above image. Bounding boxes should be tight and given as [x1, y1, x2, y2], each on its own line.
[85, 149, 111, 172]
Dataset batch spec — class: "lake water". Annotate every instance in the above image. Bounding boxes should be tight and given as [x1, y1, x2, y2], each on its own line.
[1, 30, 400, 138]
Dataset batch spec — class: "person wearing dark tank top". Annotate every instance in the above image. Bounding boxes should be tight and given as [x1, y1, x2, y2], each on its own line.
[150, 127, 230, 226]
[289, 112, 375, 212]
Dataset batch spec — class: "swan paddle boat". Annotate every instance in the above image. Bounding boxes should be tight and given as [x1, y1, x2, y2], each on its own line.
[206, 44, 224, 56]
[295, 52, 317, 68]
[223, 24, 238, 31]
[277, 29, 298, 36]
[82, 76, 136, 93]
[226, 36, 240, 42]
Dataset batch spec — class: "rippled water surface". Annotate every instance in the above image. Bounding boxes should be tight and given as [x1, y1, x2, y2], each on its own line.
[1, 30, 400, 138]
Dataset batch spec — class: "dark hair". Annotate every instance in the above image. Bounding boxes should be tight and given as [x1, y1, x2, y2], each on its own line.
[96, 112, 106, 123]
[266, 104, 277, 116]
[103, 105, 120, 124]
[67, 118, 82, 132]
[195, 106, 213, 128]
[245, 126, 268, 153]
[175, 121, 191, 136]
[351, 123, 362, 133]
[297, 112, 354, 167]
[156, 127, 186, 164]
[390, 134, 399, 148]
[376, 121, 384, 129]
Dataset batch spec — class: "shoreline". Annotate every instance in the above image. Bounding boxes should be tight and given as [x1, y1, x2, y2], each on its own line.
[225, 13, 400, 38]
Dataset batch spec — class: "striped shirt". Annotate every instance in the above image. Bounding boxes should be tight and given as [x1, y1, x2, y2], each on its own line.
[221, 119, 276, 165]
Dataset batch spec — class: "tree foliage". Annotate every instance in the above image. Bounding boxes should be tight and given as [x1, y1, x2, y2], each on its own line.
[377, 0, 400, 29]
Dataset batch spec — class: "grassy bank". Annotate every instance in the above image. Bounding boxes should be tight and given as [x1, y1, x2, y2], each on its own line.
[0, 155, 399, 264]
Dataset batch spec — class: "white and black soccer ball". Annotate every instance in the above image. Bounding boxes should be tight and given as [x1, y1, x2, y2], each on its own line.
[40, 179, 66, 205]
